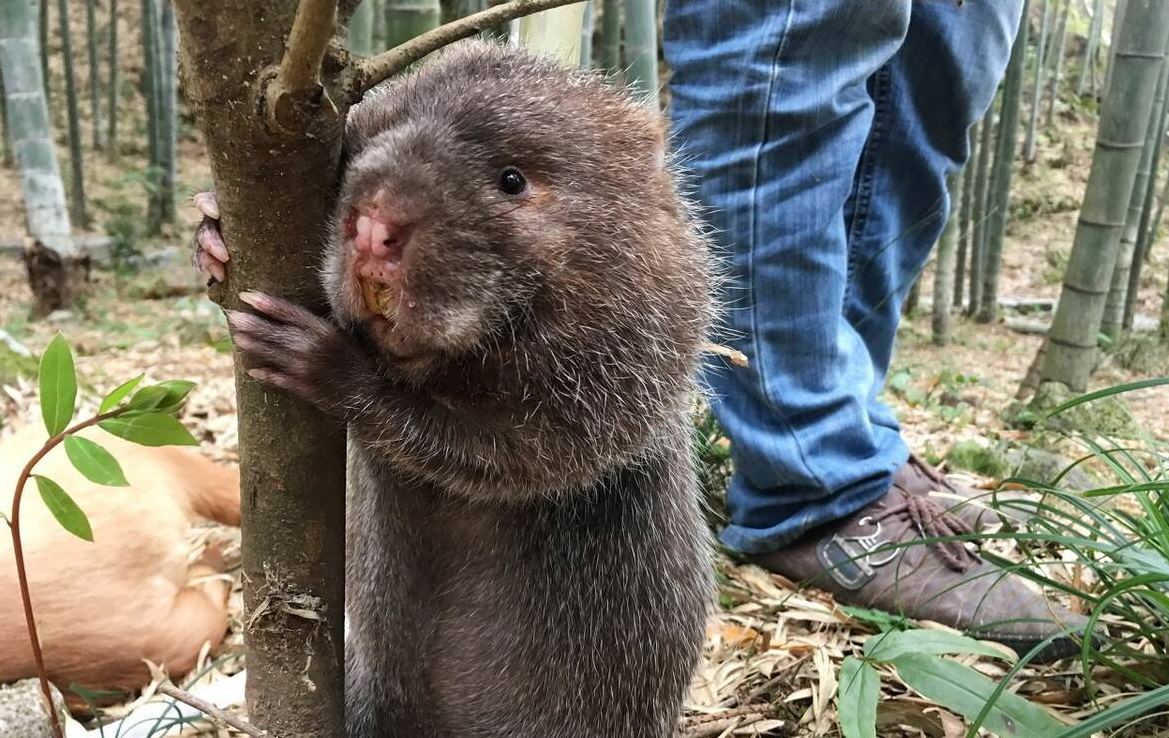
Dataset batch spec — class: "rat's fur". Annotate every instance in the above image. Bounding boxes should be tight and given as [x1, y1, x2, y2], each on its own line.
[230, 41, 714, 737]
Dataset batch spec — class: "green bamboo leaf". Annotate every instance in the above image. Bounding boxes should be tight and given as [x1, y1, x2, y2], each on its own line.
[126, 380, 196, 415]
[33, 475, 93, 542]
[64, 435, 129, 487]
[838, 657, 878, 738]
[1046, 377, 1169, 417]
[38, 333, 77, 436]
[864, 629, 1014, 663]
[99, 374, 145, 412]
[892, 653, 1064, 737]
[1053, 682, 1169, 738]
[99, 413, 198, 447]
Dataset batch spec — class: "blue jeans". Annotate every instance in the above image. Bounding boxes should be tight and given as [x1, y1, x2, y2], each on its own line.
[664, 0, 1024, 554]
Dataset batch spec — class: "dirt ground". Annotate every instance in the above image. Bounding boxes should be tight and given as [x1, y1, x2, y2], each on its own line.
[3, 2, 1169, 736]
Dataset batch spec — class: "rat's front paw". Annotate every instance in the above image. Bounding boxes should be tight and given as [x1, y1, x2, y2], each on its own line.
[227, 291, 366, 410]
[192, 191, 229, 283]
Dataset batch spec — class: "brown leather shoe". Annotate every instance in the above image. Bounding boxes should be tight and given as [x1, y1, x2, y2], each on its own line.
[751, 485, 1086, 663]
[894, 453, 1023, 532]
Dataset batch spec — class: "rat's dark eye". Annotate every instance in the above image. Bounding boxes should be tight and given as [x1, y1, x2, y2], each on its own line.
[498, 167, 527, 196]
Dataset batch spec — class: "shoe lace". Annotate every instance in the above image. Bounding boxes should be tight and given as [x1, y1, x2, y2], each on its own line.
[870, 494, 980, 573]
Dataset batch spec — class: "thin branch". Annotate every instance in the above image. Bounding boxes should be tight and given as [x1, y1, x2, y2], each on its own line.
[8, 409, 124, 738]
[265, 0, 340, 133]
[345, 0, 586, 101]
[158, 682, 271, 738]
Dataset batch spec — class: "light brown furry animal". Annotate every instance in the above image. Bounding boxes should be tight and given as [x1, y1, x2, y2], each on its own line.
[0, 423, 239, 698]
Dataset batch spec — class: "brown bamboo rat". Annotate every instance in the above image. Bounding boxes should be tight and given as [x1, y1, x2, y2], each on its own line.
[194, 40, 715, 738]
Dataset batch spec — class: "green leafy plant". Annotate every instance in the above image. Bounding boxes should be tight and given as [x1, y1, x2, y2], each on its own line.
[5, 333, 198, 738]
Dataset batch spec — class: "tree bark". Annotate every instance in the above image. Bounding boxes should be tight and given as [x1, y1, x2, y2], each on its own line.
[57, 0, 89, 228]
[1040, 0, 1169, 390]
[172, 1, 350, 732]
[1104, 47, 1168, 337]
[933, 170, 963, 345]
[1024, 0, 1052, 162]
[1045, 0, 1071, 127]
[622, 0, 655, 104]
[85, 0, 102, 150]
[979, 0, 1031, 324]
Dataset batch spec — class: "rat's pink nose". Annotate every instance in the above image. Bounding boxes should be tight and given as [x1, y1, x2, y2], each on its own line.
[353, 211, 413, 265]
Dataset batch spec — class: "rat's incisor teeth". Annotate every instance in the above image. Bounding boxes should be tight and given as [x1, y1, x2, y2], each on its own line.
[361, 279, 382, 315]
[360, 279, 397, 319]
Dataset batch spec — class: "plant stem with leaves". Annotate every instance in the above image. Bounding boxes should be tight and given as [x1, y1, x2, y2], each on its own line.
[7, 334, 199, 738]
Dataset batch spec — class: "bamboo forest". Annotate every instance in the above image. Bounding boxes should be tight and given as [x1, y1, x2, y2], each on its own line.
[3, 0, 1169, 736]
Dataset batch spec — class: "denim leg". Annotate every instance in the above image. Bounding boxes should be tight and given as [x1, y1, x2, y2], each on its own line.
[844, 0, 1025, 437]
[664, 0, 912, 554]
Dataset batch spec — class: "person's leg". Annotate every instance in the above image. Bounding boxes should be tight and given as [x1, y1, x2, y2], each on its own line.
[842, 0, 1025, 435]
[663, 0, 912, 555]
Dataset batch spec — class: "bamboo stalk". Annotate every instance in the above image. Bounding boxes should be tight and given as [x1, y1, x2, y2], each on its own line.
[956, 122, 977, 308]
[622, 0, 656, 105]
[1041, 0, 1169, 389]
[979, 0, 1032, 324]
[968, 104, 997, 316]
[1078, 0, 1108, 97]
[933, 171, 964, 345]
[1046, 0, 1071, 126]
[106, 0, 118, 161]
[1104, 46, 1168, 337]
[1024, 0, 1052, 162]
[56, 0, 88, 227]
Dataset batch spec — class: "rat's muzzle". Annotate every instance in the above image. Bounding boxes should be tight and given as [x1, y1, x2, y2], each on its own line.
[346, 199, 415, 320]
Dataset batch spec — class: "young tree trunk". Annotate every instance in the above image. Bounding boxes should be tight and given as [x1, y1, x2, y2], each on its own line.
[1024, 0, 1052, 162]
[1123, 54, 1169, 328]
[1, 0, 86, 316]
[1046, 0, 1071, 126]
[172, 1, 351, 732]
[979, 0, 1031, 324]
[1040, 0, 1169, 391]
[106, 0, 118, 160]
[623, 0, 656, 104]
[968, 104, 997, 316]
[1078, 0, 1107, 97]
[142, 0, 163, 232]
[57, 0, 89, 228]
[600, 0, 620, 75]
[384, 0, 440, 48]
[156, 0, 177, 225]
[349, 0, 374, 53]
[85, 0, 102, 150]
[933, 171, 964, 345]
[1104, 48, 1169, 337]
[956, 125, 977, 308]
